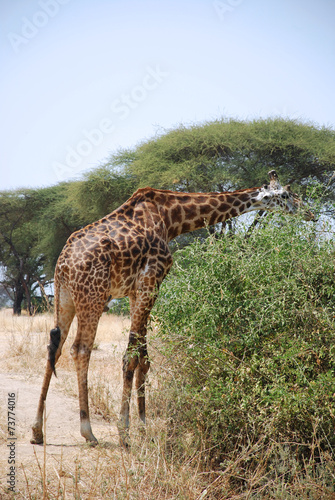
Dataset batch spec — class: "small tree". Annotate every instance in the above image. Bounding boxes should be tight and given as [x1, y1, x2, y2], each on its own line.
[0, 189, 55, 314]
[0, 190, 38, 314]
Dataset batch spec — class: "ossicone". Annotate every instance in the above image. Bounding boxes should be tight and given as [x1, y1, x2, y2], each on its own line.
[268, 170, 279, 180]
[268, 170, 282, 190]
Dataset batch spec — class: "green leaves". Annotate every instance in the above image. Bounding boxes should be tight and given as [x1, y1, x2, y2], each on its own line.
[153, 215, 335, 463]
[111, 118, 335, 196]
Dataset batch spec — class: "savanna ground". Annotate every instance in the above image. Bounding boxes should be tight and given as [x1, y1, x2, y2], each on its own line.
[0, 309, 209, 500]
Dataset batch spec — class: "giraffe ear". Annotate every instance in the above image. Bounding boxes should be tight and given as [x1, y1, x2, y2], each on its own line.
[283, 184, 291, 192]
[268, 170, 281, 189]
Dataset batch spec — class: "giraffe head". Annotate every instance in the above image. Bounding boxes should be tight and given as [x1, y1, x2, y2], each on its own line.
[254, 170, 314, 220]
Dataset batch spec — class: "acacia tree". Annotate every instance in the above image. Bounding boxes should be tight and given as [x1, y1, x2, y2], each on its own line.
[98, 118, 334, 244]
[0, 173, 136, 314]
[65, 166, 137, 223]
[106, 118, 335, 202]
[0, 190, 42, 314]
[32, 182, 83, 277]
[1, 118, 334, 313]
[0, 185, 79, 315]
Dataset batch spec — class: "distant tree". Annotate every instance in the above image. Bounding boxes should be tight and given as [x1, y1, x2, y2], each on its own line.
[0, 282, 11, 308]
[66, 166, 137, 223]
[0, 190, 46, 314]
[0, 184, 81, 315]
[33, 182, 84, 276]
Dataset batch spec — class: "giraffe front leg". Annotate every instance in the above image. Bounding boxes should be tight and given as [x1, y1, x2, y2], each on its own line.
[71, 343, 98, 444]
[118, 331, 139, 448]
[118, 281, 160, 447]
[135, 343, 150, 425]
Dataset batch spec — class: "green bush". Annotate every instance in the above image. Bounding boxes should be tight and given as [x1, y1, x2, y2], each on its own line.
[152, 214, 335, 492]
[107, 297, 130, 316]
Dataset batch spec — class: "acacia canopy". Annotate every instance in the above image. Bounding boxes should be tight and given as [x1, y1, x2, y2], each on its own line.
[1, 118, 334, 313]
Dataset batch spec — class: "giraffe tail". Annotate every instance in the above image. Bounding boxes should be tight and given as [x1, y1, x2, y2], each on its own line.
[47, 326, 61, 376]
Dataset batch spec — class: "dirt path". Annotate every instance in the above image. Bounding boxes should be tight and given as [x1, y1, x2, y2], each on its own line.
[0, 310, 130, 497]
[0, 371, 116, 461]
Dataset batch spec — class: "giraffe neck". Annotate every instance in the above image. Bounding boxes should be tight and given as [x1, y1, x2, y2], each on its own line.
[145, 187, 262, 241]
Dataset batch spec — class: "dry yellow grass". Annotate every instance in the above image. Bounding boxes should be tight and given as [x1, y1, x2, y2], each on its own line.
[0, 309, 130, 373]
[0, 309, 208, 500]
[2, 307, 333, 499]
[1, 309, 333, 499]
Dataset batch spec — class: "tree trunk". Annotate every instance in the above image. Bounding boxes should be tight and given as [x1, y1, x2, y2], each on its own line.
[21, 277, 34, 315]
[13, 281, 24, 315]
[37, 279, 52, 313]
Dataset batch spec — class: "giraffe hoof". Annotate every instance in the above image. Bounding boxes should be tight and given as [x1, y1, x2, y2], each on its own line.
[30, 432, 44, 445]
[119, 435, 130, 450]
[31, 424, 44, 444]
[80, 419, 98, 444]
[86, 437, 98, 446]
[117, 420, 131, 449]
[30, 437, 44, 445]
[118, 428, 131, 449]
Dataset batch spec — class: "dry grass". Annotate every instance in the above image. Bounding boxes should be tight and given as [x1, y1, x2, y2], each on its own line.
[0, 309, 205, 500]
[2, 309, 333, 499]
[11, 434, 207, 500]
[0, 308, 54, 334]
[0, 309, 130, 374]
[0, 309, 53, 376]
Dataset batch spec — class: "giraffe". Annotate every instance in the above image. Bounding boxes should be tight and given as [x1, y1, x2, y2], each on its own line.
[31, 170, 313, 447]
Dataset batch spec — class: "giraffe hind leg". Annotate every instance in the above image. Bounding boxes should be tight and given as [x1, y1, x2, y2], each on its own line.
[48, 326, 61, 376]
[30, 325, 71, 444]
[30, 326, 62, 444]
[118, 331, 139, 447]
[31, 287, 75, 445]
[70, 307, 104, 444]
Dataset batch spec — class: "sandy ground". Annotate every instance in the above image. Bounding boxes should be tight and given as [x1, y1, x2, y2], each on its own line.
[0, 309, 132, 497]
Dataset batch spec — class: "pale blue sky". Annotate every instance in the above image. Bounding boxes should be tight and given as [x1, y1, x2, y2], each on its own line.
[1, 0, 334, 191]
